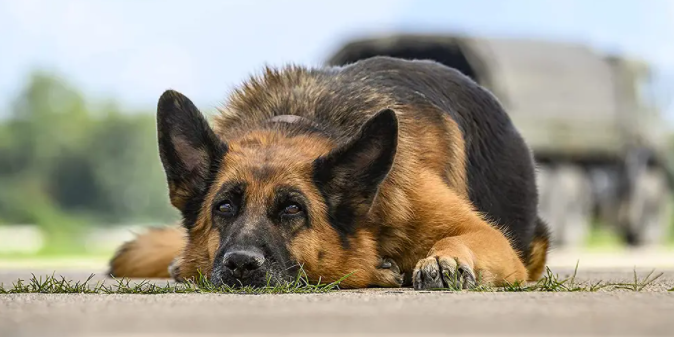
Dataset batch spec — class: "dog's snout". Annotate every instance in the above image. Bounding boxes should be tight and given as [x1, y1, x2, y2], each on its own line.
[223, 250, 265, 279]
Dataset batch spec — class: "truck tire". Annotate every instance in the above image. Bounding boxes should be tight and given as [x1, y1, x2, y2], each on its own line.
[622, 168, 672, 246]
[546, 165, 593, 248]
[588, 168, 619, 227]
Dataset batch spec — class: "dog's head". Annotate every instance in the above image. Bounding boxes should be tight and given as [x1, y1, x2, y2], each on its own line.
[156, 90, 398, 287]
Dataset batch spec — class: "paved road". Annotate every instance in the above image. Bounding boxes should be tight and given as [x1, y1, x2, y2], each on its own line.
[2, 249, 674, 337]
[1, 266, 673, 337]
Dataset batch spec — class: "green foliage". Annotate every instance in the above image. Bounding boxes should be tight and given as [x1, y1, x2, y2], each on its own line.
[0, 265, 667, 294]
[492, 267, 664, 292]
[410, 262, 668, 292]
[0, 70, 178, 231]
[0, 269, 347, 294]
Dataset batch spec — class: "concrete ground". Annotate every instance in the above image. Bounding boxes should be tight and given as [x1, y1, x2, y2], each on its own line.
[1, 249, 674, 337]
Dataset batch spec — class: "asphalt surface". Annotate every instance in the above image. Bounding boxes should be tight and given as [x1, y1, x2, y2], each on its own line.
[1, 250, 674, 337]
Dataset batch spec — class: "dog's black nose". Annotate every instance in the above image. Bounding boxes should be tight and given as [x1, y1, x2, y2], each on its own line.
[223, 250, 265, 279]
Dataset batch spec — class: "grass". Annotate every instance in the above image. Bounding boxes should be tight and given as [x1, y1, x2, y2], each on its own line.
[0, 269, 350, 295]
[487, 264, 665, 293]
[0, 262, 669, 294]
[421, 261, 667, 292]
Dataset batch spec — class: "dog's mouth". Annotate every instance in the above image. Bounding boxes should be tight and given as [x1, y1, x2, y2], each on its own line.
[209, 262, 294, 288]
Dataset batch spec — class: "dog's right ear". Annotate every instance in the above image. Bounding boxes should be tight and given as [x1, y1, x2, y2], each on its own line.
[156, 90, 227, 211]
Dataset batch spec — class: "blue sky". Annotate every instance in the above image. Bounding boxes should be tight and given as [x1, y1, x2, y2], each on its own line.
[1, 0, 673, 122]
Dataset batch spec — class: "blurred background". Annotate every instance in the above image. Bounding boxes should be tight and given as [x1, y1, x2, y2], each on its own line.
[1, 0, 673, 269]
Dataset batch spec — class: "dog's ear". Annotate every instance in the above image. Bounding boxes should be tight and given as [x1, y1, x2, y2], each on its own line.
[156, 90, 227, 211]
[312, 109, 398, 232]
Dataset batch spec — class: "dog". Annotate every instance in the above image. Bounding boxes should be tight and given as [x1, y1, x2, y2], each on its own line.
[108, 56, 550, 290]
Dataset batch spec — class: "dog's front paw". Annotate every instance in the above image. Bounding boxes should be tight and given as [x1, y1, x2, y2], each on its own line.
[371, 257, 404, 287]
[168, 257, 184, 282]
[413, 256, 476, 290]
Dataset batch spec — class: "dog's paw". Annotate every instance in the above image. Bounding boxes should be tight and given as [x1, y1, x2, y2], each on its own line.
[168, 257, 184, 282]
[372, 257, 404, 287]
[412, 256, 476, 290]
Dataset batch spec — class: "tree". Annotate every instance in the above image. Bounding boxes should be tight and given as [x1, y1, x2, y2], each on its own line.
[0, 70, 177, 230]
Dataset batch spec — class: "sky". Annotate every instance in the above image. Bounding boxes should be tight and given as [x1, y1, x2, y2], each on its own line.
[1, 0, 673, 121]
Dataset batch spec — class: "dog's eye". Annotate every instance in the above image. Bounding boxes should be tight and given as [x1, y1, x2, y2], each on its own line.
[216, 200, 235, 216]
[282, 204, 302, 216]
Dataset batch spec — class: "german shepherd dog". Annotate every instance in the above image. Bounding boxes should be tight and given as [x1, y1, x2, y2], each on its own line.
[109, 56, 550, 290]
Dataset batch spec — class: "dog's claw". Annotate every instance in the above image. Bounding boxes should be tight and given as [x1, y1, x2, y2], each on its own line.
[379, 258, 393, 269]
[413, 256, 476, 290]
[375, 257, 404, 287]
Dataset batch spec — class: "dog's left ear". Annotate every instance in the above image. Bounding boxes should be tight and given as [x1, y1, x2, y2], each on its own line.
[312, 109, 398, 228]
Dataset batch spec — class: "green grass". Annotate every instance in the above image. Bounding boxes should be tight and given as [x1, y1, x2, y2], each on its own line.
[0, 269, 350, 295]
[422, 261, 667, 292]
[490, 265, 665, 292]
[0, 263, 668, 294]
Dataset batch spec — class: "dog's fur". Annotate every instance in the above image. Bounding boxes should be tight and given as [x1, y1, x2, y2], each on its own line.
[108, 56, 550, 289]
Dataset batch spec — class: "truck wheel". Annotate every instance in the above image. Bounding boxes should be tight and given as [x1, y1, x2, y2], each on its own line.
[622, 168, 671, 246]
[547, 165, 593, 248]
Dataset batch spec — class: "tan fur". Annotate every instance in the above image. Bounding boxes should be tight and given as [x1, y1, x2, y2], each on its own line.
[525, 236, 550, 281]
[175, 131, 337, 281]
[109, 63, 546, 287]
[108, 225, 186, 278]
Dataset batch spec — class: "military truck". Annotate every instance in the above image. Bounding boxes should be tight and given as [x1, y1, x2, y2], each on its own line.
[324, 33, 673, 248]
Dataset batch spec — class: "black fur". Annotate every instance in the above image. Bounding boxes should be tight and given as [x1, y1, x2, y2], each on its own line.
[312, 109, 399, 244]
[337, 57, 540, 259]
[208, 183, 305, 287]
[210, 186, 298, 287]
[156, 90, 227, 229]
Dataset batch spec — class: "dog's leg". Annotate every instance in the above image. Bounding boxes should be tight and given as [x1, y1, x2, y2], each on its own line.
[411, 184, 528, 290]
